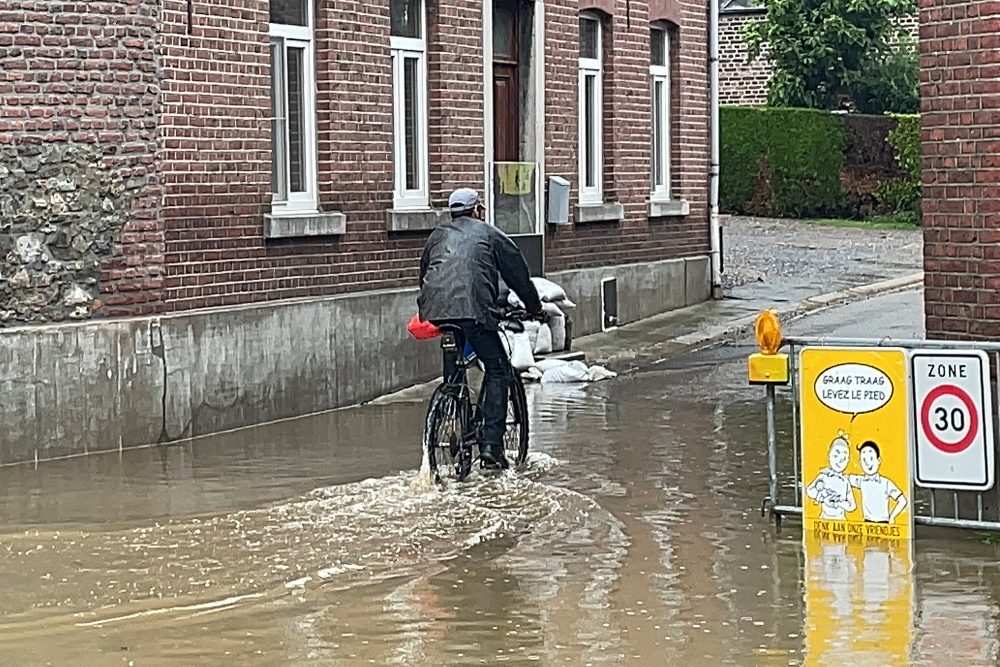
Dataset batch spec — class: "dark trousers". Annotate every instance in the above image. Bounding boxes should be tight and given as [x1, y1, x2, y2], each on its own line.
[441, 320, 511, 448]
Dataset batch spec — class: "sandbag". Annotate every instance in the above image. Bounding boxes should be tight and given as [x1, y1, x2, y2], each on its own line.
[541, 360, 590, 383]
[542, 301, 564, 318]
[552, 297, 576, 310]
[531, 277, 567, 303]
[505, 330, 535, 371]
[521, 366, 543, 383]
[531, 358, 567, 373]
[533, 323, 553, 355]
[523, 320, 541, 350]
[586, 365, 617, 381]
[549, 313, 566, 350]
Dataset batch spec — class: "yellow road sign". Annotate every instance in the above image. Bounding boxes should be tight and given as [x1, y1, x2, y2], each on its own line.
[799, 347, 913, 545]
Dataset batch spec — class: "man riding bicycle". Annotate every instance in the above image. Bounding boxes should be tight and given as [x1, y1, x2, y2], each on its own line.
[418, 187, 543, 469]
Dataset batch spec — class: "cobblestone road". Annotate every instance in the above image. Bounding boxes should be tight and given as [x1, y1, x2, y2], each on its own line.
[722, 216, 923, 303]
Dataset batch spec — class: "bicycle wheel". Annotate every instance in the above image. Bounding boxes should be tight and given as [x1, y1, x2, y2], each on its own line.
[424, 384, 473, 482]
[503, 375, 530, 467]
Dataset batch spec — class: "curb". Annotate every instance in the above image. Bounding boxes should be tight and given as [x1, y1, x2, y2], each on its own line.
[668, 271, 924, 354]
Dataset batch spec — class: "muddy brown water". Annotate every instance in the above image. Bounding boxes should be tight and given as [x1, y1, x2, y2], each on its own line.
[0, 294, 998, 665]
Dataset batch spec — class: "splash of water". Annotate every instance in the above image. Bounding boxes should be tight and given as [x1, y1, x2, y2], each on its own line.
[408, 442, 439, 494]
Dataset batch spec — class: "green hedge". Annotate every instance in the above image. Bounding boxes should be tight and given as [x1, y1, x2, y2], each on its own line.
[720, 107, 846, 218]
[875, 114, 921, 223]
[721, 107, 920, 221]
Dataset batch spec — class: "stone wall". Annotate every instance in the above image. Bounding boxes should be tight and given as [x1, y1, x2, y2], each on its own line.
[719, 10, 921, 108]
[0, 144, 141, 322]
[719, 11, 770, 106]
[0, 0, 163, 325]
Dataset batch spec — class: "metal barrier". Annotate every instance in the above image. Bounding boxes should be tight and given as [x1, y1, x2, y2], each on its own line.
[756, 334, 1000, 533]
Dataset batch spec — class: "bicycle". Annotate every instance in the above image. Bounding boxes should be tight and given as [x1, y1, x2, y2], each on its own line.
[422, 309, 535, 484]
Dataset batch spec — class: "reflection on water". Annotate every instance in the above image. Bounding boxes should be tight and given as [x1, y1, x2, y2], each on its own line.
[0, 348, 999, 664]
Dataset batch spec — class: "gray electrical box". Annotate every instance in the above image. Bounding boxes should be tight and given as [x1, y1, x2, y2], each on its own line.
[547, 175, 570, 224]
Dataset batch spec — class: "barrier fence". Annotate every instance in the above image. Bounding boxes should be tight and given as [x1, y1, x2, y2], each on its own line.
[752, 331, 1000, 535]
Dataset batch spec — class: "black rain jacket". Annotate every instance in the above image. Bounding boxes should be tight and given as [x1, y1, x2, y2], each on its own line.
[418, 215, 542, 329]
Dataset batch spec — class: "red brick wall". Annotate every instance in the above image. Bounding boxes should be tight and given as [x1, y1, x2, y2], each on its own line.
[0, 0, 162, 321]
[4, 0, 710, 319]
[544, 0, 711, 271]
[920, 0, 1000, 339]
[158, 0, 491, 312]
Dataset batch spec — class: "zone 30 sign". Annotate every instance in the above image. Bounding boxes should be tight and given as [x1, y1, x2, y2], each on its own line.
[910, 350, 995, 491]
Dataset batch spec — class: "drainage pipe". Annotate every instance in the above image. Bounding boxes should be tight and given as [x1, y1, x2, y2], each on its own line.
[708, 0, 723, 299]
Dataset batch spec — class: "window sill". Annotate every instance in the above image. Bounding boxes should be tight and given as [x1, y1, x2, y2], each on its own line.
[575, 201, 624, 224]
[386, 207, 448, 232]
[648, 198, 690, 218]
[264, 211, 347, 239]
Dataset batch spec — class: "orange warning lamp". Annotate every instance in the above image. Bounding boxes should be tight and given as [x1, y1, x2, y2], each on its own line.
[748, 309, 789, 385]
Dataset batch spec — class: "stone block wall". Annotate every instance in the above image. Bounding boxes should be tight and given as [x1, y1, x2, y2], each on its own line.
[719, 11, 770, 106]
[719, 10, 921, 108]
[0, 0, 163, 324]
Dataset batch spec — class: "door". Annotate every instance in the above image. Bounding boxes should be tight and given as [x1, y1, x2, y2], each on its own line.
[493, 0, 519, 162]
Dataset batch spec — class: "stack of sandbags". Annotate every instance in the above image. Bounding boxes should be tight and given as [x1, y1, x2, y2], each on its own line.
[508, 277, 576, 355]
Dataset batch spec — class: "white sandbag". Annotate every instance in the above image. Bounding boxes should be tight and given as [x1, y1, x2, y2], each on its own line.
[521, 366, 543, 383]
[585, 365, 617, 381]
[531, 358, 567, 373]
[507, 330, 535, 371]
[552, 297, 576, 310]
[523, 319, 540, 350]
[549, 313, 566, 350]
[507, 290, 525, 308]
[541, 360, 590, 384]
[531, 277, 567, 303]
[542, 301, 564, 319]
[533, 323, 553, 355]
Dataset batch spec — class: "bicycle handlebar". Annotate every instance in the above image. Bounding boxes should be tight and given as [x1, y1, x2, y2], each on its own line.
[500, 307, 545, 323]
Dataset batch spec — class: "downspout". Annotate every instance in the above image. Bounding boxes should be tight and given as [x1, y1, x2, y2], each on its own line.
[708, 0, 723, 299]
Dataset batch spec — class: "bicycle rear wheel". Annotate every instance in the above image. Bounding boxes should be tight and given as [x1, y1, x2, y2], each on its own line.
[503, 375, 530, 467]
[424, 384, 473, 482]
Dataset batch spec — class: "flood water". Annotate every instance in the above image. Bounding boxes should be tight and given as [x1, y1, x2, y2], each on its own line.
[1, 291, 999, 666]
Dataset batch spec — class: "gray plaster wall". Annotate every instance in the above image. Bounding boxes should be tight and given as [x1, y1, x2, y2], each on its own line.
[0, 255, 711, 465]
[0, 289, 438, 465]
[549, 255, 711, 336]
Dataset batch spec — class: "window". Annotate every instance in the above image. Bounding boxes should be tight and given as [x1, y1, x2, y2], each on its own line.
[650, 26, 670, 198]
[391, 0, 429, 210]
[578, 13, 603, 205]
[270, 0, 318, 213]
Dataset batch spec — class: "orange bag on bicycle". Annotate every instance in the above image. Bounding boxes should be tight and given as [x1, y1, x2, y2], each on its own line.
[407, 313, 442, 340]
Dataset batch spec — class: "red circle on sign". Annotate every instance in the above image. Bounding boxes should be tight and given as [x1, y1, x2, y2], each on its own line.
[920, 384, 979, 454]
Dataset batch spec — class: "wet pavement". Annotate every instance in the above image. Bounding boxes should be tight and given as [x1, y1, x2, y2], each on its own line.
[722, 216, 922, 304]
[4, 289, 1000, 666]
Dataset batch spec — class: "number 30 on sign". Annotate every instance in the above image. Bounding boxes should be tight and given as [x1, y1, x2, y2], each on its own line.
[911, 350, 995, 491]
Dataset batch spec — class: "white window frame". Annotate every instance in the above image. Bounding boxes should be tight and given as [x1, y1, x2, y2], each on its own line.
[269, 2, 319, 215]
[390, 20, 430, 211]
[650, 25, 671, 199]
[578, 12, 603, 206]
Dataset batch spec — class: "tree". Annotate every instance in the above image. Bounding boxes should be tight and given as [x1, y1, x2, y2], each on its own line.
[744, 0, 917, 112]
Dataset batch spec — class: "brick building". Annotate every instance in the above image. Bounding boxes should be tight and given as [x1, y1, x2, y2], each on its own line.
[0, 0, 712, 462]
[920, 0, 1000, 339]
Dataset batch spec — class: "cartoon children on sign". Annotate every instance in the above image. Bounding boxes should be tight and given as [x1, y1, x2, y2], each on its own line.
[805, 432, 857, 519]
[805, 432, 909, 526]
[850, 441, 908, 524]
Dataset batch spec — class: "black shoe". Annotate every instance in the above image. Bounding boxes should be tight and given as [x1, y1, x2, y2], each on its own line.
[479, 445, 509, 470]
